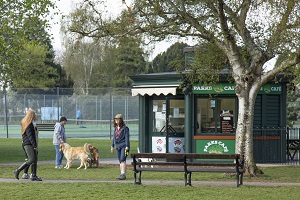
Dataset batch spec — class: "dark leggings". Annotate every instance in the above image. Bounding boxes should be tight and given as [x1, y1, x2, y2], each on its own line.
[22, 146, 29, 173]
[23, 145, 37, 165]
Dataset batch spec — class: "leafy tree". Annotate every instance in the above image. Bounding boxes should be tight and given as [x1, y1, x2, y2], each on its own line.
[151, 42, 188, 73]
[286, 92, 299, 126]
[8, 17, 74, 94]
[113, 36, 146, 87]
[61, 0, 300, 176]
[11, 41, 57, 88]
[0, 0, 55, 89]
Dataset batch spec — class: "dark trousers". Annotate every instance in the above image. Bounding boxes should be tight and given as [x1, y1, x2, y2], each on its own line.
[23, 145, 37, 165]
[22, 145, 30, 174]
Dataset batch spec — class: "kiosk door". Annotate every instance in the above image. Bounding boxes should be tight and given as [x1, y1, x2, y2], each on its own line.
[151, 98, 185, 153]
[166, 98, 185, 153]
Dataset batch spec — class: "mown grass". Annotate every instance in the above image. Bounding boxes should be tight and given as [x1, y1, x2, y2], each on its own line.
[2, 182, 300, 200]
[0, 138, 139, 163]
[1, 138, 300, 200]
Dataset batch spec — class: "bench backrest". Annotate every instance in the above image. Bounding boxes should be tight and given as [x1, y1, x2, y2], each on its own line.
[131, 153, 240, 160]
[36, 123, 55, 131]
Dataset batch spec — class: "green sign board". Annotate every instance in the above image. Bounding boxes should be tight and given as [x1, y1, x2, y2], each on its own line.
[195, 139, 235, 154]
[192, 83, 282, 95]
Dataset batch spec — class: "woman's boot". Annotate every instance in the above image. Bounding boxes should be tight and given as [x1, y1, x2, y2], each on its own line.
[13, 162, 28, 180]
[30, 163, 42, 181]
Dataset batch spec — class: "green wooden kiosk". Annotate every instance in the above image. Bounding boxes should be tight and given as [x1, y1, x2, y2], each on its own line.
[130, 72, 288, 163]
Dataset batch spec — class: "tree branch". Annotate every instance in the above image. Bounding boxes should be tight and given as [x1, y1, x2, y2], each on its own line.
[267, 0, 296, 55]
[262, 47, 300, 84]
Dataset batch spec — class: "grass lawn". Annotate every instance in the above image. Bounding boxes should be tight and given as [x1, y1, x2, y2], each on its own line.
[1, 138, 300, 199]
[0, 138, 139, 162]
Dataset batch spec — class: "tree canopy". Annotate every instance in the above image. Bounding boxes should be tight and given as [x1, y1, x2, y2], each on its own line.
[151, 42, 188, 73]
[0, 0, 56, 89]
[0, 1, 73, 93]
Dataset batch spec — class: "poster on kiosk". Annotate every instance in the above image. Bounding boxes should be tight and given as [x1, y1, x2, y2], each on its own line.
[152, 137, 166, 153]
[168, 137, 185, 153]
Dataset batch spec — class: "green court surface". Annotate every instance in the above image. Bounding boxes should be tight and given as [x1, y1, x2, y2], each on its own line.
[0, 123, 139, 139]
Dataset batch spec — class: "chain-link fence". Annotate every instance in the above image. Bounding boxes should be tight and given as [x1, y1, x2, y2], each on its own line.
[0, 87, 139, 139]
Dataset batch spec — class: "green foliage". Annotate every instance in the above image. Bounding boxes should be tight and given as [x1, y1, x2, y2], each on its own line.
[186, 42, 232, 84]
[0, 0, 55, 89]
[9, 40, 74, 94]
[151, 42, 188, 73]
[1, 1, 72, 93]
[11, 41, 57, 88]
[113, 36, 146, 87]
[286, 91, 300, 126]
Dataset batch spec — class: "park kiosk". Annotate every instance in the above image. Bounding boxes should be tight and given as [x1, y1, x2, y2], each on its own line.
[130, 72, 288, 163]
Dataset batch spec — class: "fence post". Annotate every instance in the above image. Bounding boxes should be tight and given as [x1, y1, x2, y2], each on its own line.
[57, 87, 60, 121]
[110, 87, 112, 139]
[4, 87, 8, 138]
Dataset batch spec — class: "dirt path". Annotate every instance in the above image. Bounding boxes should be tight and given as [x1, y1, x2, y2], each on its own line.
[1, 177, 300, 187]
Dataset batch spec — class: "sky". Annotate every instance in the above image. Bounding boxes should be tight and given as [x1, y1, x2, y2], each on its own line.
[49, 0, 73, 52]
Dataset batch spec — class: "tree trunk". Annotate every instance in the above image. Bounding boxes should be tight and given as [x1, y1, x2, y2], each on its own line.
[235, 82, 263, 176]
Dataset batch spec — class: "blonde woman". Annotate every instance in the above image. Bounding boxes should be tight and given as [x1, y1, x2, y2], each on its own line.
[13, 109, 42, 181]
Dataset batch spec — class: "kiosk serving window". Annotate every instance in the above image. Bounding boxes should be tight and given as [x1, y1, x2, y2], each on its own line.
[196, 97, 236, 134]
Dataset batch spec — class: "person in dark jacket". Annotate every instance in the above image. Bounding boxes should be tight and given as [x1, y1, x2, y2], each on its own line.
[13, 109, 42, 181]
[111, 114, 130, 180]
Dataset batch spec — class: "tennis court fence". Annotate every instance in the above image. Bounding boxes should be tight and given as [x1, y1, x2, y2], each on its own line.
[0, 87, 139, 138]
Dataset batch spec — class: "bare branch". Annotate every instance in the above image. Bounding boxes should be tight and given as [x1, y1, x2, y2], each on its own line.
[262, 47, 300, 84]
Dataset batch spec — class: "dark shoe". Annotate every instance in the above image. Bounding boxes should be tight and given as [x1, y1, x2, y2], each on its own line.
[31, 176, 42, 181]
[118, 174, 126, 180]
[13, 169, 20, 180]
[13, 162, 29, 180]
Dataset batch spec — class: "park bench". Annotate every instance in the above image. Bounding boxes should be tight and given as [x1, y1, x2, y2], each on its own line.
[131, 153, 244, 187]
[36, 123, 55, 131]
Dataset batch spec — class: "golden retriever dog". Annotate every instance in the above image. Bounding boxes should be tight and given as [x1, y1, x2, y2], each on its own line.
[87, 145, 100, 168]
[60, 143, 91, 169]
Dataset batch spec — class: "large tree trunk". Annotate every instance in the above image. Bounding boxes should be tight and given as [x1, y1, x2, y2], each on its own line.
[235, 81, 263, 176]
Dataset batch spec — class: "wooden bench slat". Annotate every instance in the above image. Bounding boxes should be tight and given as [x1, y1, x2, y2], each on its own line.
[188, 168, 236, 173]
[135, 168, 186, 172]
[187, 163, 236, 167]
[133, 162, 183, 166]
[133, 162, 236, 167]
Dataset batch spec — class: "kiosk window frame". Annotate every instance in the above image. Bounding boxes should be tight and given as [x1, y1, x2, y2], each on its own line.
[195, 95, 237, 135]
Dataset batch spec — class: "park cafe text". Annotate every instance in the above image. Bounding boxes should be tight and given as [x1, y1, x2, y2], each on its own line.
[192, 83, 282, 95]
